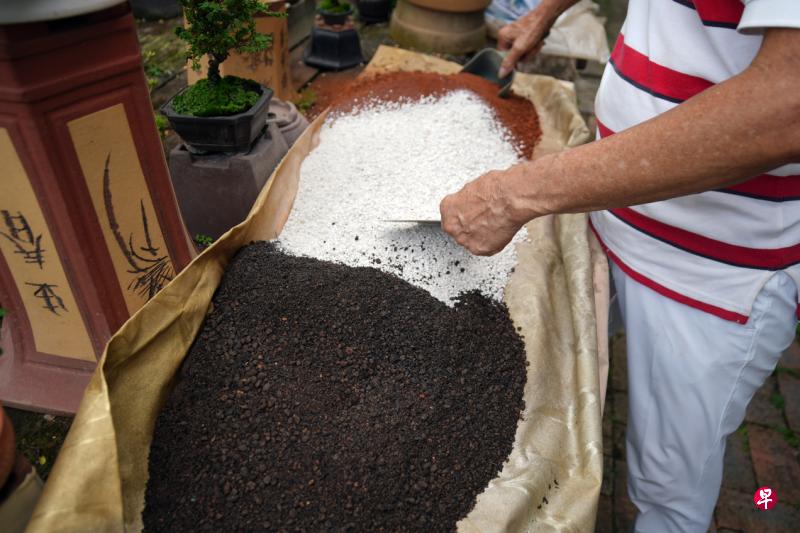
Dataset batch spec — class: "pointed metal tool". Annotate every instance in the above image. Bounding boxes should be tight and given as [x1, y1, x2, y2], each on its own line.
[383, 219, 441, 226]
[460, 48, 514, 98]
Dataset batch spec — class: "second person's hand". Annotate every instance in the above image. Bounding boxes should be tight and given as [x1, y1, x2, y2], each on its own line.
[497, 0, 580, 78]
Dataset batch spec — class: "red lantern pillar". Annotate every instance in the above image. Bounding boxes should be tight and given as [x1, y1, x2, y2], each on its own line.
[0, 2, 195, 413]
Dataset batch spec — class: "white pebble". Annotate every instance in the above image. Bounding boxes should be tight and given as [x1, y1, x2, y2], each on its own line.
[278, 91, 527, 304]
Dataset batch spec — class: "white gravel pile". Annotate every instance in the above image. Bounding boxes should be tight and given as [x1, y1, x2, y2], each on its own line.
[278, 90, 527, 304]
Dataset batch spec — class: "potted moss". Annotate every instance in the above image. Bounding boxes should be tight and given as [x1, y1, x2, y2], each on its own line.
[161, 0, 284, 153]
[317, 0, 354, 25]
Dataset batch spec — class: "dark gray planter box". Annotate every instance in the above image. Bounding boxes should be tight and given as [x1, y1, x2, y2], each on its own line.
[168, 121, 289, 239]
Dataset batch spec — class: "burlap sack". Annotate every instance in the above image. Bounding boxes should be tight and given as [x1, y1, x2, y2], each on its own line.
[27, 46, 607, 533]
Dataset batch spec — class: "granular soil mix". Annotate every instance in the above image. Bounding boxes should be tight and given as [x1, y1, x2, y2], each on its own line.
[323, 71, 541, 159]
[143, 242, 527, 532]
[281, 71, 534, 305]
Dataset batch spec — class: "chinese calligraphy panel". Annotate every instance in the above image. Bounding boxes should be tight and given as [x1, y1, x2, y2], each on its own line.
[0, 128, 95, 362]
[67, 104, 176, 315]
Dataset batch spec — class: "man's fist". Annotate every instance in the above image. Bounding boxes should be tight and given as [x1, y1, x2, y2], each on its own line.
[440, 169, 525, 256]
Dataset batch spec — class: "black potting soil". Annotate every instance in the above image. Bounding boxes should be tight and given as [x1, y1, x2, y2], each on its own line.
[143, 242, 527, 532]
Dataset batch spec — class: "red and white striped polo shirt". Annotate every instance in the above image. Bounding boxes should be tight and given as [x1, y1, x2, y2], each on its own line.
[589, 0, 800, 324]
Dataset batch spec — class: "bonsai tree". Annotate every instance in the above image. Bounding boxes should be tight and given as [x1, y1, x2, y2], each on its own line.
[173, 0, 284, 117]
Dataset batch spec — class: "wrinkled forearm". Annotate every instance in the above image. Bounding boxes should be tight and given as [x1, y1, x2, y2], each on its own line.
[504, 28, 800, 222]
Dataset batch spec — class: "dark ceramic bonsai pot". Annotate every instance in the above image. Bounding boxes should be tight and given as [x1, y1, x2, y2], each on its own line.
[357, 0, 392, 24]
[318, 4, 354, 25]
[304, 26, 365, 70]
[161, 83, 273, 153]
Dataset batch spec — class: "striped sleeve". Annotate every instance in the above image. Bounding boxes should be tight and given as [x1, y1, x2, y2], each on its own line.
[739, 0, 800, 32]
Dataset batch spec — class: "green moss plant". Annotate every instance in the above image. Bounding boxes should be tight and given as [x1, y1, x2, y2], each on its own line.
[173, 76, 259, 116]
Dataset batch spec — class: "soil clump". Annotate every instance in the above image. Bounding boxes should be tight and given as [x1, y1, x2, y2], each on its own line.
[143, 242, 527, 532]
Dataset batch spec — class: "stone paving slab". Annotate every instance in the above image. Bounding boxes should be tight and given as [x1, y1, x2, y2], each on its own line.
[715, 487, 800, 533]
[721, 429, 757, 494]
[748, 424, 800, 504]
[612, 422, 627, 462]
[602, 455, 614, 496]
[612, 461, 637, 532]
[596, 493, 613, 533]
[745, 375, 785, 428]
[777, 372, 800, 433]
[779, 341, 800, 371]
[612, 390, 627, 425]
[603, 401, 613, 455]
[610, 334, 627, 392]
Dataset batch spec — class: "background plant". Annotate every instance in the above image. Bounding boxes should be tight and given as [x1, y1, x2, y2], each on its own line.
[194, 234, 215, 247]
[176, 0, 284, 84]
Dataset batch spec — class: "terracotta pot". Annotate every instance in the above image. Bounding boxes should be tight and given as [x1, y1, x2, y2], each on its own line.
[406, 0, 491, 13]
[390, 0, 488, 54]
[0, 406, 15, 490]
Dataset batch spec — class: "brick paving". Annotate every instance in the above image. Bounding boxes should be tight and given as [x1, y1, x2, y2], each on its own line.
[597, 336, 800, 532]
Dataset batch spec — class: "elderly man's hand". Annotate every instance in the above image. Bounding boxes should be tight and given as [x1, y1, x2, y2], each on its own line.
[440, 165, 529, 256]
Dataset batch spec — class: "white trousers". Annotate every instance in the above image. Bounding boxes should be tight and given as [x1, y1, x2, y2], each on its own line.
[611, 262, 798, 532]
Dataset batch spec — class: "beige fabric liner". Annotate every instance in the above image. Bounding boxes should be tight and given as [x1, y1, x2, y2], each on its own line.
[27, 46, 608, 533]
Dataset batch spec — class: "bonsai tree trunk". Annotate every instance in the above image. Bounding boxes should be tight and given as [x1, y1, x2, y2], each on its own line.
[208, 52, 227, 84]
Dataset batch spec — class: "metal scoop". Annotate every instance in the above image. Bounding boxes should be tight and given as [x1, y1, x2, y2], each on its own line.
[460, 48, 514, 99]
[383, 219, 441, 226]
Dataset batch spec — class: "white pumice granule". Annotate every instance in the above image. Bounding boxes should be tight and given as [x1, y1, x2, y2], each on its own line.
[278, 90, 528, 304]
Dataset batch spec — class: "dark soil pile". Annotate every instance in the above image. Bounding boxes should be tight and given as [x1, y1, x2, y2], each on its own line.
[144, 242, 527, 532]
[325, 71, 542, 159]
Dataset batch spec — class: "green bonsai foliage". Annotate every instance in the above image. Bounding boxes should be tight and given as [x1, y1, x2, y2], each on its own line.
[319, 0, 352, 14]
[174, 0, 284, 116]
[177, 0, 279, 83]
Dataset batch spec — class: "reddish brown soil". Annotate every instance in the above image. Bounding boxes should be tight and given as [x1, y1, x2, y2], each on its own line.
[302, 69, 364, 121]
[322, 71, 542, 159]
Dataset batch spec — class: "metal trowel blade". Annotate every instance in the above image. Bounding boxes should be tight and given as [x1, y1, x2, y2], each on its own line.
[383, 219, 442, 226]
